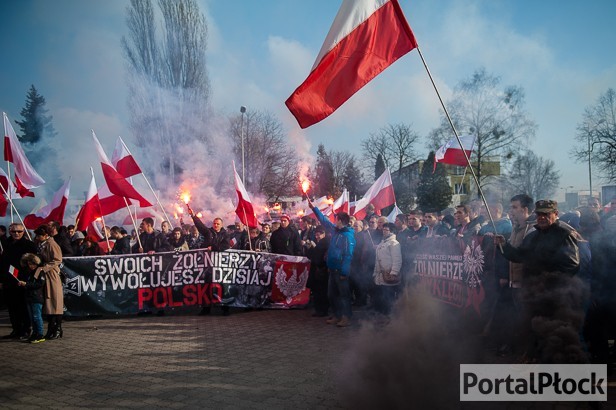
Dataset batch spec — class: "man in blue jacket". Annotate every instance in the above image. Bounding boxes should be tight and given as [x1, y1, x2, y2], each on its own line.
[308, 198, 356, 327]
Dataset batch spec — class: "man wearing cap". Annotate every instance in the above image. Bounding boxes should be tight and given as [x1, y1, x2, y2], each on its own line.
[494, 199, 581, 362]
[269, 215, 302, 256]
[495, 199, 579, 277]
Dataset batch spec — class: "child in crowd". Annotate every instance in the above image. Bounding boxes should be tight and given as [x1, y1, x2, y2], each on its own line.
[17, 253, 46, 344]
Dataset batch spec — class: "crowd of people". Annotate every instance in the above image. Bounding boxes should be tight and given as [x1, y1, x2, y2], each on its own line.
[1, 195, 615, 365]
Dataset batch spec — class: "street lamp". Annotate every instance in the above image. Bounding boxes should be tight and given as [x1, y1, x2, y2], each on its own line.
[240, 106, 246, 183]
[588, 119, 606, 200]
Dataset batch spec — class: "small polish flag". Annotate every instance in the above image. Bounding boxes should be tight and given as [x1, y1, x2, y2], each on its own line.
[434, 135, 476, 167]
[8, 265, 19, 280]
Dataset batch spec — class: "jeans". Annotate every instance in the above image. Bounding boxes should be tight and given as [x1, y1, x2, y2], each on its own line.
[328, 270, 352, 319]
[27, 303, 44, 336]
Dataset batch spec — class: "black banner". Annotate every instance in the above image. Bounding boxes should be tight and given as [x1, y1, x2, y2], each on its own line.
[410, 236, 493, 329]
[61, 249, 311, 316]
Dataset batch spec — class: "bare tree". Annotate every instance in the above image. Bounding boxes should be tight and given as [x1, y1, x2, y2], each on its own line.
[502, 150, 560, 201]
[328, 150, 354, 196]
[229, 110, 299, 200]
[361, 131, 391, 171]
[428, 68, 537, 195]
[122, 0, 211, 183]
[361, 123, 420, 178]
[571, 88, 616, 183]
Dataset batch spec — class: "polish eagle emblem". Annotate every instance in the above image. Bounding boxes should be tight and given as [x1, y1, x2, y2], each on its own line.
[463, 240, 484, 288]
[275, 264, 309, 304]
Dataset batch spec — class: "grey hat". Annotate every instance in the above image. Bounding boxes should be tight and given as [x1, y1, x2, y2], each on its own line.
[72, 231, 85, 241]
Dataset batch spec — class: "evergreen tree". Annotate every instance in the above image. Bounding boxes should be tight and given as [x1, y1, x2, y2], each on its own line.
[374, 153, 385, 180]
[14, 85, 62, 192]
[416, 151, 452, 212]
[312, 144, 334, 197]
[15, 85, 56, 144]
[342, 158, 363, 199]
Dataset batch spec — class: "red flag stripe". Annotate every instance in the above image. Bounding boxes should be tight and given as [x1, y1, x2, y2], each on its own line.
[23, 180, 70, 229]
[233, 163, 259, 228]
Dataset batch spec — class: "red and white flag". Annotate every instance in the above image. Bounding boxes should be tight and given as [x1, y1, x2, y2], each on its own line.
[76, 172, 103, 231]
[98, 183, 131, 217]
[434, 135, 475, 167]
[92, 131, 152, 208]
[285, 0, 417, 128]
[329, 189, 350, 222]
[304, 195, 335, 220]
[353, 169, 395, 220]
[233, 162, 259, 228]
[120, 207, 163, 226]
[111, 136, 142, 178]
[3, 112, 45, 190]
[8, 265, 19, 280]
[23, 179, 71, 229]
[14, 175, 34, 198]
[0, 167, 17, 217]
[386, 204, 403, 223]
[86, 220, 104, 242]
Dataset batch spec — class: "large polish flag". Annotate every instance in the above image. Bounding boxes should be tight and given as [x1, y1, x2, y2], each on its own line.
[434, 135, 475, 167]
[286, 0, 417, 128]
[111, 137, 142, 178]
[233, 162, 259, 228]
[3, 112, 45, 190]
[92, 131, 152, 208]
[353, 169, 395, 220]
[76, 173, 103, 231]
[23, 179, 71, 229]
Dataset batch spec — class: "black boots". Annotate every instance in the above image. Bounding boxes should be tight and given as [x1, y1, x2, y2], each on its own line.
[45, 316, 63, 340]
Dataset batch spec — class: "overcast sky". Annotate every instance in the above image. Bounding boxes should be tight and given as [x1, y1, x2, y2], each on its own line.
[1, 0, 615, 208]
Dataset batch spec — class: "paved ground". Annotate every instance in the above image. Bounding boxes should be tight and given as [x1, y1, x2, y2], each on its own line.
[1, 306, 615, 409]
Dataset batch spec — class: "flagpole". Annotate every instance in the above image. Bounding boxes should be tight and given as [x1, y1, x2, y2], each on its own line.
[6, 162, 13, 223]
[3, 114, 13, 223]
[119, 138, 172, 227]
[415, 46, 500, 238]
[0, 180, 31, 240]
[123, 197, 142, 251]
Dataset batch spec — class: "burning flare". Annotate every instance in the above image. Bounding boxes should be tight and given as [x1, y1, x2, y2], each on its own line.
[181, 192, 191, 204]
[301, 179, 310, 194]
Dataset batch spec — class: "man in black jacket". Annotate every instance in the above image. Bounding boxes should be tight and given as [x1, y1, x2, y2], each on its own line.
[495, 199, 581, 362]
[48, 221, 73, 256]
[0, 223, 37, 339]
[269, 215, 301, 256]
[110, 226, 132, 255]
[187, 210, 231, 315]
[190, 213, 230, 252]
[132, 218, 172, 254]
